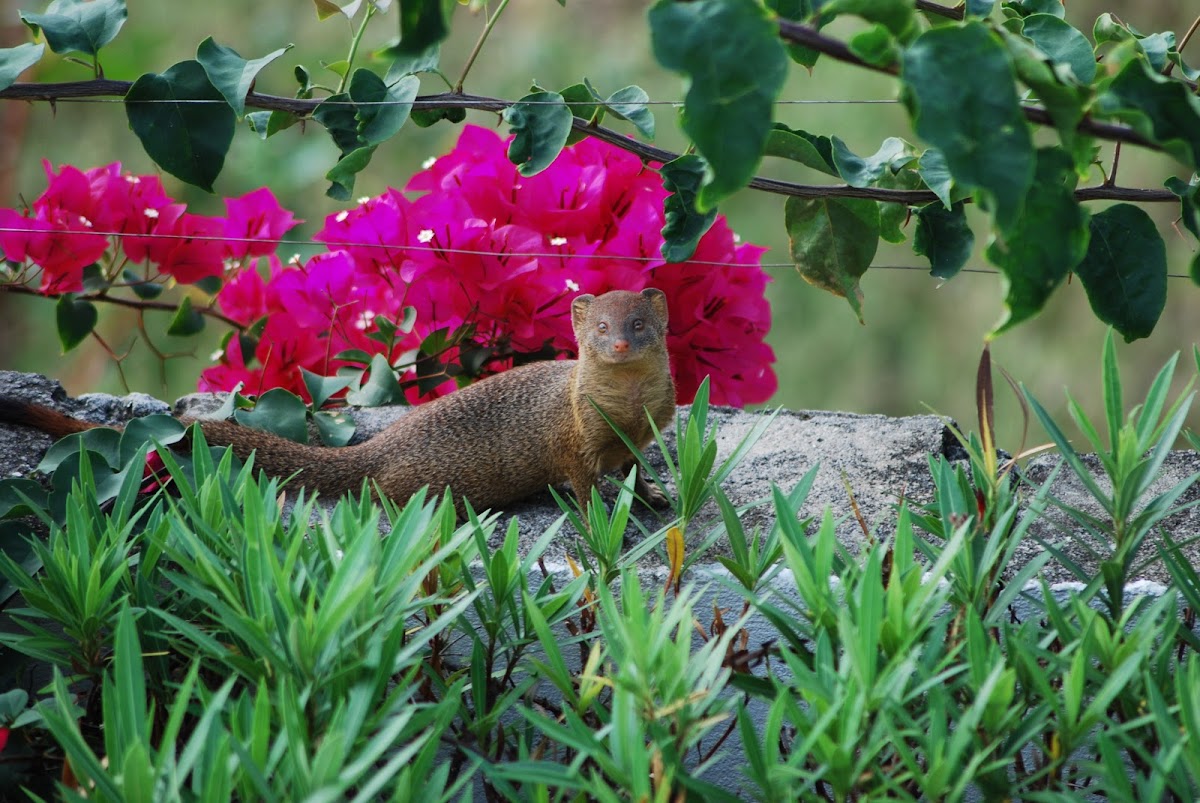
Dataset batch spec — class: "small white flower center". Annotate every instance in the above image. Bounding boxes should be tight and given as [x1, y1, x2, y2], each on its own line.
[565, 279, 580, 292]
[335, 210, 350, 223]
[143, 208, 159, 219]
[417, 229, 434, 244]
[421, 157, 437, 169]
[549, 236, 567, 246]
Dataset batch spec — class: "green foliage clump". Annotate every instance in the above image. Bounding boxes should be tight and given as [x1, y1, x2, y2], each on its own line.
[5, 342, 1200, 798]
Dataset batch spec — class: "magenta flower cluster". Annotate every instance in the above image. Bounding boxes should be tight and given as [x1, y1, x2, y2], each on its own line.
[0, 126, 776, 407]
[0, 161, 296, 292]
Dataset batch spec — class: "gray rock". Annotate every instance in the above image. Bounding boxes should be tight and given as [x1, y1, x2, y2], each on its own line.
[5, 369, 1200, 581]
[0, 371, 167, 476]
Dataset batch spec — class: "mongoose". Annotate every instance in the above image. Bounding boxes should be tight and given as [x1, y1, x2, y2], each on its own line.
[0, 288, 677, 512]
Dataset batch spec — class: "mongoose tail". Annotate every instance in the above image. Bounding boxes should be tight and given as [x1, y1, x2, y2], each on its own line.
[0, 398, 95, 438]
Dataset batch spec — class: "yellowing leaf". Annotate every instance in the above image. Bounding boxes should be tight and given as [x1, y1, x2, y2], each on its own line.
[666, 525, 685, 592]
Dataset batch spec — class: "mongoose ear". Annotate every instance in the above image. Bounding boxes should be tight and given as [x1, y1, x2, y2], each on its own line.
[641, 287, 669, 325]
[571, 294, 596, 331]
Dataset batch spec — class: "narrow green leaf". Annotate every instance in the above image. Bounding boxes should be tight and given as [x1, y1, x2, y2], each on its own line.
[650, 0, 787, 210]
[21, 0, 126, 57]
[901, 22, 1034, 228]
[0, 43, 44, 91]
[234, 388, 310, 443]
[786, 195, 879, 322]
[1074, 204, 1167, 342]
[660, 154, 717, 263]
[914, 201, 974, 279]
[111, 604, 146, 748]
[503, 91, 572, 177]
[125, 60, 236, 192]
[55, 294, 97, 352]
[1100, 330, 1121, 451]
[196, 38, 292, 118]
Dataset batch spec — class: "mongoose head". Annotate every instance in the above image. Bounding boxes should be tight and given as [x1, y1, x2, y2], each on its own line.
[571, 288, 670, 366]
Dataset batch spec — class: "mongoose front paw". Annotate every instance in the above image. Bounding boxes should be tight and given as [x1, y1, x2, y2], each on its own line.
[640, 480, 671, 508]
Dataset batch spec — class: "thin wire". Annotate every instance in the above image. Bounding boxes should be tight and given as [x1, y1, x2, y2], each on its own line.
[0, 224, 1194, 279]
[31, 96, 901, 106]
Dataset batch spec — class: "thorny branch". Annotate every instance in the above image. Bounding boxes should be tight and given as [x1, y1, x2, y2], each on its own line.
[2, 283, 243, 328]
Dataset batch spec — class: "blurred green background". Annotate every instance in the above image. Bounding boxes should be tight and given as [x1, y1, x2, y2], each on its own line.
[1, 0, 1198, 452]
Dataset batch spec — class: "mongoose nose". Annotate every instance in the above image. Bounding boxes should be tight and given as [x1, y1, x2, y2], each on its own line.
[613, 339, 629, 353]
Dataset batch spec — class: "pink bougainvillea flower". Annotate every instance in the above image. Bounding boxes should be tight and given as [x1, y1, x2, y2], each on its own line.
[148, 214, 227, 284]
[216, 255, 273, 326]
[118, 174, 187, 264]
[222, 187, 300, 260]
[202, 125, 772, 408]
[314, 188, 417, 278]
[0, 208, 105, 293]
[5, 135, 775, 408]
[0, 726, 8, 754]
[204, 124, 774, 406]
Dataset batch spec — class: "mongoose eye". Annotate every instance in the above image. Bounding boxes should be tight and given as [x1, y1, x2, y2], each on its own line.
[597, 321, 608, 333]
[632, 319, 644, 331]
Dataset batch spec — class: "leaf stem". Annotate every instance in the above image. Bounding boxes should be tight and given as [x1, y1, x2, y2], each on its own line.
[454, 0, 513, 94]
[337, 4, 377, 95]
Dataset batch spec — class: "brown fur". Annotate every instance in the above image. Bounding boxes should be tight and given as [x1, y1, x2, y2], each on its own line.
[0, 289, 676, 511]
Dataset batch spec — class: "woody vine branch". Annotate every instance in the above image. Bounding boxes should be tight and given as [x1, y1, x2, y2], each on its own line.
[0, 81, 1179, 205]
